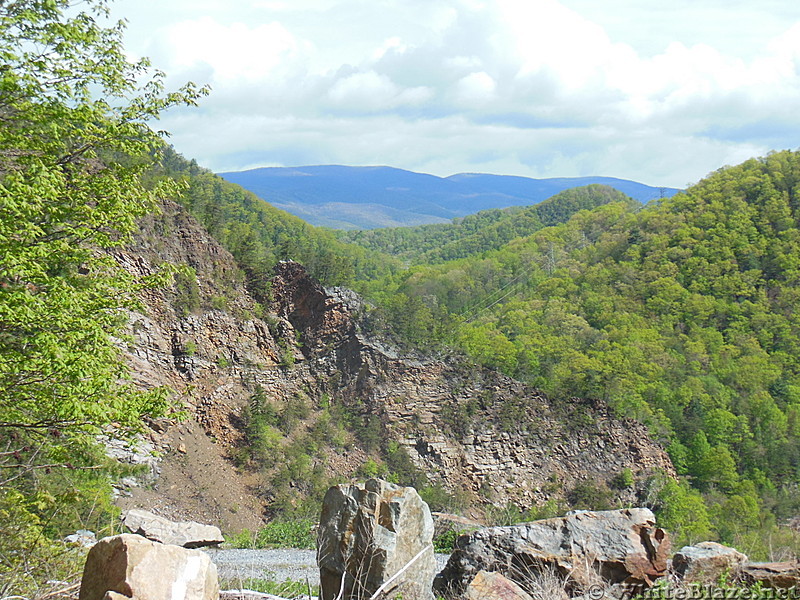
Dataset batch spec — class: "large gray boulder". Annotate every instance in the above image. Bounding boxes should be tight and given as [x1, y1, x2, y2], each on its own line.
[672, 542, 748, 583]
[122, 509, 224, 548]
[79, 533, 219, 600]
[434, 508, 669, 598]
[317, 478, 436, 600]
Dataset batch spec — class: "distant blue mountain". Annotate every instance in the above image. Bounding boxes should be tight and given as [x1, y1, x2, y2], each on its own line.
[218, 165, 681, 229]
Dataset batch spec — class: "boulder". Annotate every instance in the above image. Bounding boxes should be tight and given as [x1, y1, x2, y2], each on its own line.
[434, 508, 669, 598]
[741, 561, 800, 589]
[122, 508, 224, 548]
[672, 542, 747, 583]
[79, 533, 219, 600]
[317, 478, 436, 600]
[465, 570, 537, 600]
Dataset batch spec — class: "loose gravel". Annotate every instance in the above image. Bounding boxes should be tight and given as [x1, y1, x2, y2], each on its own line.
[205, 548, 320, 587]
[204, 548, 451, 588]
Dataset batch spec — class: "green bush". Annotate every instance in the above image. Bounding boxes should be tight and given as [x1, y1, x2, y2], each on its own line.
[254, 519, 316, 549]
[433, 529, 461, 553]
[611, 468, 635, 490]
[173, 269, 201, 316]
[567, 480, 613, 510]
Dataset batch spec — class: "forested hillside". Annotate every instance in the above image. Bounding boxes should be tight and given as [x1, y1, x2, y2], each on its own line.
[336, 184, 636, 264]
[153, 147, 399, 295]
[219, 165, 678, 229]
[156, 146, 800, 551]
[4, 1, 800, 594]
[351, 151, 800, 549]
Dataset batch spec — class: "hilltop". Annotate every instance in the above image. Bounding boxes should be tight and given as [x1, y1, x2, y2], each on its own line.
[218, 165, 680, 229]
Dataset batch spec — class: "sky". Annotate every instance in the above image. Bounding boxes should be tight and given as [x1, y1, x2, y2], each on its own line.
[109, 0, 800, 188]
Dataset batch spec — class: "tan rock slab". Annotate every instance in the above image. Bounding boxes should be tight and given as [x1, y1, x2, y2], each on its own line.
[466, 570, 536, 600]
[79, 534, 218, 600]
[122, 508, 224, 548]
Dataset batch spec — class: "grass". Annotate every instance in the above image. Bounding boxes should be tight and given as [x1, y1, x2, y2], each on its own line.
[226, 519, 316, 550]
[219, 576, 319, 598]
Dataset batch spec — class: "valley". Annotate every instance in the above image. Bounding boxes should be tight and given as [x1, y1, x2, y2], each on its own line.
[4, 1, 800, 596]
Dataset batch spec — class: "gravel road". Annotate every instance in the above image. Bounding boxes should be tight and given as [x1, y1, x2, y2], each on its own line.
[204, 548, 450, 587]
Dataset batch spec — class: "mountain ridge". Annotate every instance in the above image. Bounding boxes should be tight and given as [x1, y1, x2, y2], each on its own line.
[218, 165, 680, 229]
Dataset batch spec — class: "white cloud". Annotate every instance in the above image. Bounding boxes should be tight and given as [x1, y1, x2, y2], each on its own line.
[325, 71, 432, 112]
[452, 72, 497, 107]
[108, 0, 800, 188]
[157, 17, 300, 83]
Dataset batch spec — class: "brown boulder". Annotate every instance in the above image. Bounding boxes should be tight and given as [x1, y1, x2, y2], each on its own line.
[741, 561, 800, 589]
[79, 534, 218, 600]
[465, 570, 538, 600]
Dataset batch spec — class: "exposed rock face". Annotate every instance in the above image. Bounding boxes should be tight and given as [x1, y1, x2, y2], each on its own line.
[269, 261, 677, 510]
[78, 534, 219, 600]
[672, 542, 747, 583]
[122, 509, 224, 548]
[115, 200, 676, 526]
[317, 478, 436, 600]
[434, 508, 669, 598]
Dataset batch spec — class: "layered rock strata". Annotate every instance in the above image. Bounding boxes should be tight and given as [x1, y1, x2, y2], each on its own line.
[116, 200, 676, 524]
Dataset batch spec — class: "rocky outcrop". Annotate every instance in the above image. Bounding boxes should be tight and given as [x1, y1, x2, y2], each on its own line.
[114, 200, 675, 526]
[269, 261, 677, 510]
[672, 542, 747, 583]
[434, 508, 669, 598]
[78, 534, 219, 600]
[122, 509, 224, 548]
[317, 479, 436, 600]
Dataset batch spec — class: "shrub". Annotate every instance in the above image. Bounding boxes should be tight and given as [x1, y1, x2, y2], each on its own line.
[611, 468, 635, 490]
[173, 269, 201, 316]
[567, 480, 613, 510]
[433, 529, 461, 553]
[254, 519, 316, 549]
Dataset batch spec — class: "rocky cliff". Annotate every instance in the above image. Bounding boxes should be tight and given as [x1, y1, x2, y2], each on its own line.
[115, 200, 675, 530]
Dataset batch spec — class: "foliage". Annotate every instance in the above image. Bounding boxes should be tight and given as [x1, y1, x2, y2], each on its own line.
[254, 518, 316, 549]
[227, 518, 317, 550]
[153, 147, 399, 294]
[337, 184, 635, 265]
[432, 529, 460, 553]
[348, 150, 800, 552]
[218, 577, 318, 598]
[0, 0, 205, 592]
[567, 480, 614, 511]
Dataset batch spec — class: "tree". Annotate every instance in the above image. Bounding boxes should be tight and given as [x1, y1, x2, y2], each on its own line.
[0, 0, 207, 592]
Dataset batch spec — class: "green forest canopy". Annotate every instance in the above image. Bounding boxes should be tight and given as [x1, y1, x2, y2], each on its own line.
[167, 142, 800, 551]
[348, 151, 800, 549]
[161, 134, 800, 552]
[4, 0, 800, 590]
